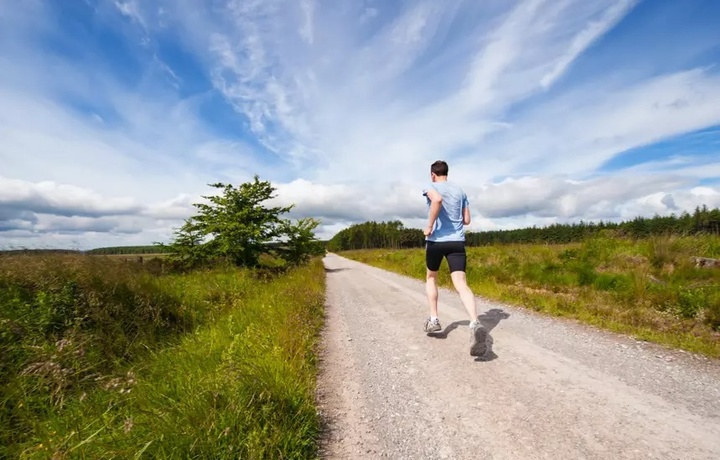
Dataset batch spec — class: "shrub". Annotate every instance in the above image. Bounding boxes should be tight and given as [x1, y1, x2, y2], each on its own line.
[0, 255, 198, 450]
[676, 287, 711, 319]
[593, 273, 630, 293]
[574, 263, 597, 286]
[646, 235, 678, 269]
[701, 291, 720, 331]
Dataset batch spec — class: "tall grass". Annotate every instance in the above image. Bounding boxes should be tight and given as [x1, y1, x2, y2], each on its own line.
[1, 254, 326, 459]
[342, 235, 720, 357]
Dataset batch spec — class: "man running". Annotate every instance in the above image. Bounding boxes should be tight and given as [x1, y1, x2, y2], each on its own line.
[422, 160, 485, 356]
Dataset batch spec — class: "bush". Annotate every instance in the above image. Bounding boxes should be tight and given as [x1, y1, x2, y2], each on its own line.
[593, 273, 630, 292]
[8, 259, 325, 459]
[574, 263, 597, 286]
[646, 236, 679, 269]
[702, 292, 720, 331]
[676, 287, 711, 319]
[0, 254, 199, 451]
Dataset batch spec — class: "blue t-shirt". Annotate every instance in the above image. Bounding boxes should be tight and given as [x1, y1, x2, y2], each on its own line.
[423, 181, 469, 242]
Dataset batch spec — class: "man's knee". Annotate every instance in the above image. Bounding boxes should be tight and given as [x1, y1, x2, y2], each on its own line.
[450, 270, 468, 287]
[426, 269, 438, 281]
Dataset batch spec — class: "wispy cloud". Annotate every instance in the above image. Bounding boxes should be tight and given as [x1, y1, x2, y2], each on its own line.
[539, 0, 639, 89]
[173, 0, 659, 183]
[299, 0, 316, 45]
[114, 0, 146, 29]
[451, 67, 720, 183]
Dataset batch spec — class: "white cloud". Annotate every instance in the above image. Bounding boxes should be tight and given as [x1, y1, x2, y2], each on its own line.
[539, 0, 638, 88]
[0, 175, 198, 248]
[360, 7, 378, 23]
[271, 179, 424, 222]
[114, 0, 144, 25]
[0, 176, 141, 217]
[33, 215, 142, 234]
[464, 68, 720, 179]
[468, 174, 689, 220]
[391, 5, 428, 45]
[299, 0, 315, 44]
[141, 194, 197, 221]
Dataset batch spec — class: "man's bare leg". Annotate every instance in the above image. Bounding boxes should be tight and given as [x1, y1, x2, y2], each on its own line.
[426, 269, 439, 317]
[450, 271, 477, 322]
[452, 271, 487, 356]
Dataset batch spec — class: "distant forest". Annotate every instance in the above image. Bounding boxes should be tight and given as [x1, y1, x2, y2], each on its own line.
[0, 246, 177, 256]
[85, 245, 176, 255]
[326, 205, 720, 252]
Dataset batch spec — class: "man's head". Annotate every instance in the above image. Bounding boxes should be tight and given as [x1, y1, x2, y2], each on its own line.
[430, 160, 449, 182]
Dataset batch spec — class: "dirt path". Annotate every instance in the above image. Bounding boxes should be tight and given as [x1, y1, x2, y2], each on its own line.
[315, 254, 720, 460]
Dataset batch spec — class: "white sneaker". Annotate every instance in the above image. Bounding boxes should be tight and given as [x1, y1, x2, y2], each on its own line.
[424, 317, 442, 333]
[469, 320, 488, 357]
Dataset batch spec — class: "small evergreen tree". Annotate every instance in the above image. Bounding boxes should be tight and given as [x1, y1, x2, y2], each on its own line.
[164, 176, 322, 268]
[275, 218, 326, 266]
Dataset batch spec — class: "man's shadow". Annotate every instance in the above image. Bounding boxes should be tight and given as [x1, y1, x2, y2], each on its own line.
[324, 267, 349, 273]
[428, 308, 510, 362]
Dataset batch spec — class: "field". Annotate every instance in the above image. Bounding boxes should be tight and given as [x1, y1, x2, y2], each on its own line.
[0, 253, 326, 459]
[341, 235, 720, 358]
[3, 232, 718, 457]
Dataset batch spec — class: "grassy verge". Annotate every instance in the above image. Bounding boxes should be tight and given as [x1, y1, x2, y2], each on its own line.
[1, 254, 326, 459]
[341, 235, 720, 358]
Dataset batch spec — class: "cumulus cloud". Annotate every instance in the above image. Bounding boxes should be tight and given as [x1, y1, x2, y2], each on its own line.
[0, 176, 194, 248]
[272, 172, 720, 235]
[34, 215, 144, 235]
[0, 176, 142, 218]
[467, 174, 689, 219]
[272, 179, 424, 223]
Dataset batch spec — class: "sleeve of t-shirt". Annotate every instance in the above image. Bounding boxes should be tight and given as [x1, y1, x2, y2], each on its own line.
[463, 192, 469, 208]
[422, 183, 435, 203]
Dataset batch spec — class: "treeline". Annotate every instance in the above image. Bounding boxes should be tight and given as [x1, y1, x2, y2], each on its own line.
[0, 249, 81, 256]
[327, 205, 720, 251]
[326, 220, 426, 251]
[86, 245, 175, 255]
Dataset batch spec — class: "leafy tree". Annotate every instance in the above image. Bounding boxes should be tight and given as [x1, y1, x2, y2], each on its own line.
[275, 218, 326, 266]
[164, 176, 322, 268]
[326, 220, 424, 251]
[165, 219, 209, 268]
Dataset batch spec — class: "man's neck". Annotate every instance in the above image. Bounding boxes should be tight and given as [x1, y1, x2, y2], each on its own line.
[434, 176, 448, 183]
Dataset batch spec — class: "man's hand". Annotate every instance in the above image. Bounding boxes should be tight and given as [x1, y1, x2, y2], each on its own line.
[423, 225, 433, 236]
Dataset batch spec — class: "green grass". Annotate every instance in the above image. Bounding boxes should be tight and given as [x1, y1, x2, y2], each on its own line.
[340, 235, 720, 358]
[1, 254, 326, 459]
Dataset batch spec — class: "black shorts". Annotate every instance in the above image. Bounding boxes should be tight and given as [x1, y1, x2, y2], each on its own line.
[425, 240, 467, 273]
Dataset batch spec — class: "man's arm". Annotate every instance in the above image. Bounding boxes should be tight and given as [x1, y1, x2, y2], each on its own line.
[424, 188, 442, 236]
[463, 206, 471, 225]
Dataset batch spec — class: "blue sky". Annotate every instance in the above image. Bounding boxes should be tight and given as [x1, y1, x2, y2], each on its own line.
[1, 0, 719, 249]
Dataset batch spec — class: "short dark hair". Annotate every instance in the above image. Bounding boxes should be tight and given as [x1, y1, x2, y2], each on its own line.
[431, 160, 448, 176]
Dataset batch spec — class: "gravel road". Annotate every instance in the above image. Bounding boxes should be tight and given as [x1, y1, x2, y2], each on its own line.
[315, 253, 720, 460]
